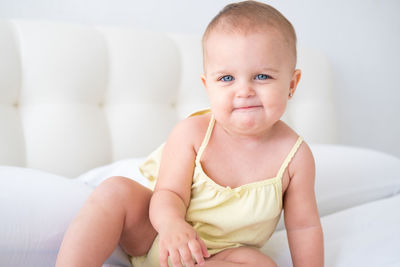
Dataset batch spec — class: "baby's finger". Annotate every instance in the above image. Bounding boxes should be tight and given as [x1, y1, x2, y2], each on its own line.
[188, 239, 205, 265]
[159, 248, 169, 267]
[169, 248, 183, 267]
[179, 246, 195, 267]
[196, 236, 210, 258]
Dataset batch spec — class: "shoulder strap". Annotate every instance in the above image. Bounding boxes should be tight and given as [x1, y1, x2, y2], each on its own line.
[196, 114, 215, 164]
[276, 136, 304, 178]
[188, 108, 211, 117]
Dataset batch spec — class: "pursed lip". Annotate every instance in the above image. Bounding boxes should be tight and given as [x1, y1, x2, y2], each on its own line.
[233, 105, 263, 111]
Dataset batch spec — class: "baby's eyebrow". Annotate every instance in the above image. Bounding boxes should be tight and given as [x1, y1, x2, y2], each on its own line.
[209, 71, 229, 77]
[209, 68, 279, 77]
[259, 67, 280, 73]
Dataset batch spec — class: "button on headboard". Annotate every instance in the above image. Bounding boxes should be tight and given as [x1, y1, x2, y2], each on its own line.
[0, 19, 336, 177]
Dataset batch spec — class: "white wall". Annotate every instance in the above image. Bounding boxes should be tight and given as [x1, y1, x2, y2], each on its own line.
[1, 0, 399, 157]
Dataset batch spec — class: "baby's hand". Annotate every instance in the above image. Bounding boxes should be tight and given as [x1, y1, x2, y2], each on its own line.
[158, 219, 210, 267]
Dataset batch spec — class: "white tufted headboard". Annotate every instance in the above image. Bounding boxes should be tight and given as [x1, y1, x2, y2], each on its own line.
[0, 19, 337, 178]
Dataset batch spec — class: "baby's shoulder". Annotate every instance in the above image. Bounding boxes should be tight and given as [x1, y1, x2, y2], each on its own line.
[169, 113, 211, 148]
[273, 124, 314, 181]
[178, 112, 211, 133]
[274, 120, 314, 167]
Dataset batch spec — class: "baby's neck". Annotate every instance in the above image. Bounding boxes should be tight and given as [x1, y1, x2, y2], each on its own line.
[216, 122, 278, 147]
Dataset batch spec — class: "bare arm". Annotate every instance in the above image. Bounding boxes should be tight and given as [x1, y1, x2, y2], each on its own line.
[149, 117, 209, 267]
[149, 118, 195, 230]
[283, 142, 324, 267]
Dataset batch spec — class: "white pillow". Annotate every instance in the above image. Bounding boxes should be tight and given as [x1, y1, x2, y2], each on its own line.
[0, 166, 91, 266]
[0, 166, 132, 267]
[310, 144, 400, 216]
[76, 157, 149, 188]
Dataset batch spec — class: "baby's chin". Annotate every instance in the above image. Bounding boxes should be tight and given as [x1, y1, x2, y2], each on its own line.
[228, 115, 273, 136]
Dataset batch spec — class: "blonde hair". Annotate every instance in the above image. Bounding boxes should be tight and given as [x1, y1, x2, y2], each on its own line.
[202, 1, 297, 65]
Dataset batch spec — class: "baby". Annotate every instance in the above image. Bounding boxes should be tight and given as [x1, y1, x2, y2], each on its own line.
[56, 1, 324, 267]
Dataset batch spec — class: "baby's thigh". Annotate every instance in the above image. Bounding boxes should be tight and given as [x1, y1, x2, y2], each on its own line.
[211, 246, 277, 267]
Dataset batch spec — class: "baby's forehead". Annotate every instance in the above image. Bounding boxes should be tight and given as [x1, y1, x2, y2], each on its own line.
[203, 27, 292, 56]
[202, 24, 297, 64]
[202, 28, 296, 71]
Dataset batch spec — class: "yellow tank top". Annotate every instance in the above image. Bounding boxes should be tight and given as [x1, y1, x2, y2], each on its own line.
[133, 111, 303, 266]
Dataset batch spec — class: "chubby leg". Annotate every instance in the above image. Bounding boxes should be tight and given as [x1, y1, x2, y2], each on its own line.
[198, 246, 277, 267]
[56, 176, 157, 267]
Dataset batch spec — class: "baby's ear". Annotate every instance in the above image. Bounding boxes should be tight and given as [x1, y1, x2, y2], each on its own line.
[289, 69, 302, 96]
[201, 74, 207, 88]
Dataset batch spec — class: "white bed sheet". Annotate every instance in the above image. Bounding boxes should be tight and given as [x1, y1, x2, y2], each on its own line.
[263, 194, 400, 267]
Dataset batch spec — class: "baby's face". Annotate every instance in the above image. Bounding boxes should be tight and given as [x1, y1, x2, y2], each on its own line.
[202, 29, 300, 137]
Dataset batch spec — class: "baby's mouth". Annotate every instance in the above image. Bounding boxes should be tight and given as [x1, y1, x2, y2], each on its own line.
[233, 105, 263, 111]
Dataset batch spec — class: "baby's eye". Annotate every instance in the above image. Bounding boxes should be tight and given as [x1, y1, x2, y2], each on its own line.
[255, 74, 271, 80]
[220, 75, 234, 82]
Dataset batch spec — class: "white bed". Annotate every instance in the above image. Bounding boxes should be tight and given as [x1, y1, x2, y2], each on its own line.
[0, 19, 399, 266]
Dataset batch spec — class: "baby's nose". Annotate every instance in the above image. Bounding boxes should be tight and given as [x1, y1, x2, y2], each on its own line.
[236, 83, 255, 97]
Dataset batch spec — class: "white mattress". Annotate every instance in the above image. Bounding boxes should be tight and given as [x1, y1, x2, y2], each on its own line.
[263, 194, 400, 267]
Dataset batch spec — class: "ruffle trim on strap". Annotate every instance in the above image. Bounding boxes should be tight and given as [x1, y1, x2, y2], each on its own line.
[195, 114, 215, 164]
[276, 136, 304, 179]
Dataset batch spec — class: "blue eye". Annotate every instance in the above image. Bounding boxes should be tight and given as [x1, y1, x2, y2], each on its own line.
[255, 74, 271, 80]
[220, 75, 234, 82]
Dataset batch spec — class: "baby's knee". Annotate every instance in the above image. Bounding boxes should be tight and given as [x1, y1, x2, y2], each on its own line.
[92, 176, 151, 206]
[239, 247, 277, 267]
[218, 247, 277, 267]
[246, 248, 277, 267]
